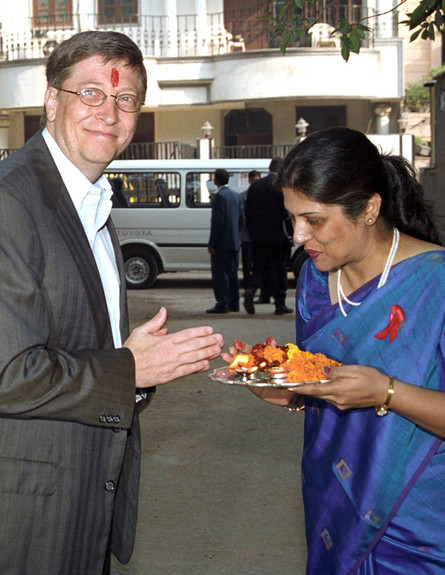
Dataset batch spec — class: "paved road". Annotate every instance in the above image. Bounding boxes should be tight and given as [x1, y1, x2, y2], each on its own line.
[111, 272, 307, 575]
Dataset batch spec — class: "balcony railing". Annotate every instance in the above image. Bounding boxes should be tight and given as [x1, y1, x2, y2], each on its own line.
[117, 141, 196, 160]
[118, 142, 295, 160]
[0, 7, 378, 62]
[116, 142, 296, 160]
[213, 144, 295, 159]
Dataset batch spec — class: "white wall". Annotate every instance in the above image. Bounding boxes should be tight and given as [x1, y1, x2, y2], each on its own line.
[0, 0, 29, 21]
[148, 47, 404, 107]
[0, 63, 47, 109]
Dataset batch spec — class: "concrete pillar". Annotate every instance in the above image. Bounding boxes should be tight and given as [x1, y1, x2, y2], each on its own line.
[195, 0, 208, 55]
[198, 138, 213, 159]
[376, 0, 396, 38]
[0, 115, 11, 148]
[4, 111, 26, 149]
[167, 0, 178, 57]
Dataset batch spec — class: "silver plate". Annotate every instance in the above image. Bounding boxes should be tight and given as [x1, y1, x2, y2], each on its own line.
[208, 367, 331, 388]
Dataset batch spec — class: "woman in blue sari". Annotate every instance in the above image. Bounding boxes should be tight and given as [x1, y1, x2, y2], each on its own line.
[225, 128, 445, 574]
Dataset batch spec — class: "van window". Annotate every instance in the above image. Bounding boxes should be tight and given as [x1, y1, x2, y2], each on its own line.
[185, 171, 251, 208]
[185, 172, 215, 208]
[107, 171, 181, 208]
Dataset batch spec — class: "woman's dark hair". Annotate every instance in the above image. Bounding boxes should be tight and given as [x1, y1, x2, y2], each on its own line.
[42, 30, 147, 125]
[276, 127, 442, 245]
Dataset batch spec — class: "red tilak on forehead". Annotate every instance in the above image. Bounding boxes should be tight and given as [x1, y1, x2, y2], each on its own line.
[111, 68, 119, 87]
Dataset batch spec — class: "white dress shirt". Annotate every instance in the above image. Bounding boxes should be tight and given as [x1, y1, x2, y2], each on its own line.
[42, 129, 122, 347]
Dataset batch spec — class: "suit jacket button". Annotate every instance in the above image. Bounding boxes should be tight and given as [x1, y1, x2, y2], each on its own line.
[105, 481, 115, 492]
[106, 415, 114, 423]
[113, 415, 121, 424]
[99, 415, 107, 423]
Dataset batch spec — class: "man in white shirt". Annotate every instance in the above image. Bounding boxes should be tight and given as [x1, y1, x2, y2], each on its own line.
[0, 30, 223, 574]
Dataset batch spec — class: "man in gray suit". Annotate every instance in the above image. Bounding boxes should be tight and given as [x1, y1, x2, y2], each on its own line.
[0, 31, 223, 574]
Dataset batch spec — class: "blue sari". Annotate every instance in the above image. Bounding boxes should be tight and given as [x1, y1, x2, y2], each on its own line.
[296, 251, 445, 575]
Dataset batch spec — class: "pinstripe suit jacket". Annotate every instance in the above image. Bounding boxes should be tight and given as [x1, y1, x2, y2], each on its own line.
[0, 132, 152, 574]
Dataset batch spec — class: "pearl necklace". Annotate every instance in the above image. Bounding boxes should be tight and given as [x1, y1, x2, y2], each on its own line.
[337, 227, 400, 317]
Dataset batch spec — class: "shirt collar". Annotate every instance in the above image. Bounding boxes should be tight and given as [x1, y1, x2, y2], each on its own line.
[42, 128, 113, 244]
[42, 128, 112, 207]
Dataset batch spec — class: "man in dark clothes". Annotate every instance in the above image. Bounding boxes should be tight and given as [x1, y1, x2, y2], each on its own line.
[239, 169, 260, 290]
[244, 158, 293, 316]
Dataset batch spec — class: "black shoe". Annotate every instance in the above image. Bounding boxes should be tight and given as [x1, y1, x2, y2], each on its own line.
[206, 306, 228, 314]
[229, 307, 240, 312]
[254, 298, 271, 304]
[243, 291, 255, 315]
[275, 306, 293, 315]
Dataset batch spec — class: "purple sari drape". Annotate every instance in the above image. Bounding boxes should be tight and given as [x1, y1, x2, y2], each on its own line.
[296, 251, 445, 574]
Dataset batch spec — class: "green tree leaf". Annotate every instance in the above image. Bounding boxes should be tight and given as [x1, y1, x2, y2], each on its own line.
[354, 26, 367, 39]
[294, 0, 306, 9]
[410, 28, 423, 40]
[341, 43, 351, 62]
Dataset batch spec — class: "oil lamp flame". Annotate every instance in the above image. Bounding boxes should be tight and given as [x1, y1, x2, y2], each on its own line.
[228, 354, 258, 374]
[229, 354, 249, 370]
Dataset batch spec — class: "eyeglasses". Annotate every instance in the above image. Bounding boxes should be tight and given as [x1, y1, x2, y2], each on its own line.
[57, 87, 144, 113]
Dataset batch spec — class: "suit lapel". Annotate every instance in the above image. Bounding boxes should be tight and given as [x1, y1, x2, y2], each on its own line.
[31, 133, 114, 346]
[56, 193, 114, 344]
[107, 218, 130, 341]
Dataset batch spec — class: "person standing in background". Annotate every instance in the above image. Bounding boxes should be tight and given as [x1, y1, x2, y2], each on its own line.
[240, 169, 261, 290]
[207, 168, 243, 314]
[244, 158, 293, 316]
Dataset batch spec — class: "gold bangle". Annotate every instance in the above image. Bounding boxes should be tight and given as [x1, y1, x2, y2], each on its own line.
[283, 394, 305, 412]
[375, 375, 395, 417]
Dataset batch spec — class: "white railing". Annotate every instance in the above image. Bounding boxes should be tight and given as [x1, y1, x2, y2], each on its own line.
[0, 12, 248, 61]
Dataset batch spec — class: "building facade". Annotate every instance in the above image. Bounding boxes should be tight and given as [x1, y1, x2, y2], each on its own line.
[0, 0, 406, 156]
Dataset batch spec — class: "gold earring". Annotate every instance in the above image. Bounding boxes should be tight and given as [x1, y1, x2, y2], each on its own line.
[367, 218, 373, 224]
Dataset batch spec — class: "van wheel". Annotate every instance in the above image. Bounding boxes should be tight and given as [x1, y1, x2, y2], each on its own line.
[292, 245, 309, 282]
[123, 248, 158, 289]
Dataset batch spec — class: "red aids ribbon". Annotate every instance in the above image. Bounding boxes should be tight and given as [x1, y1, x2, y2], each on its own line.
[374, 305, 405, 343]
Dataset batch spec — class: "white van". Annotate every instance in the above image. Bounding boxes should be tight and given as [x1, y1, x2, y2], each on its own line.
[105, 159, 304, 288]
